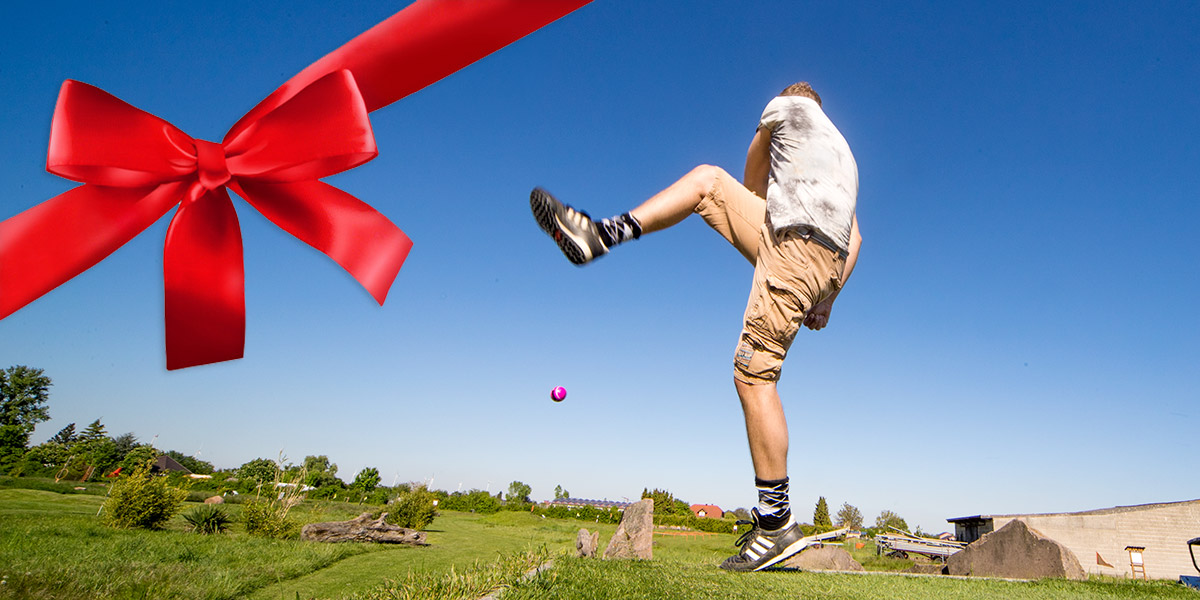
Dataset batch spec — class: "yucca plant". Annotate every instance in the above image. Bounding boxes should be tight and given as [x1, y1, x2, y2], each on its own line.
[182, 504, 231, 534]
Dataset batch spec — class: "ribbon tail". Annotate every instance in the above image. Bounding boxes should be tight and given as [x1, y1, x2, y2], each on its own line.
[0, 183, 183, 319]
[228, 0, 591, 138]
[235, 179, 411, 305]
[163, 188, 245, 370]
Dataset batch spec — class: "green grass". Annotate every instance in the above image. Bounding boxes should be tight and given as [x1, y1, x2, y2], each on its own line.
[502, 557, 1199, 600]
[1, 483, 1197, 600]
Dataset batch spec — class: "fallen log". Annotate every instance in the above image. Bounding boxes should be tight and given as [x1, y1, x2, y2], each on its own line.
[300, 512, 428, 545]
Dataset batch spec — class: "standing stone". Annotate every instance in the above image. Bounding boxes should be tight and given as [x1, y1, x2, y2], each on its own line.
[603, 498, 654, 560]
[576, 528, 600, 557]
[946, 519, 1085, 580]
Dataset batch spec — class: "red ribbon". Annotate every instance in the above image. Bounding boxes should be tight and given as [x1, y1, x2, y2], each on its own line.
[0, 0, 590, 369]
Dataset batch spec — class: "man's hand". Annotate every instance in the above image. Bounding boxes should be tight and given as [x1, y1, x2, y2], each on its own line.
[803, 298, 833, 330]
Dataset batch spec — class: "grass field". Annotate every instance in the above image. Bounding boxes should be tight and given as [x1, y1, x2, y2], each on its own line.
[0, 484, 1196, 599]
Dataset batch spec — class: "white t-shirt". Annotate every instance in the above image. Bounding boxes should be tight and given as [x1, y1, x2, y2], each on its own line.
[758, 96, 858, 252]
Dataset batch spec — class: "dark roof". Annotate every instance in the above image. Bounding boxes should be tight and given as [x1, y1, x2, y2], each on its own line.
[151, 455, 192, 474]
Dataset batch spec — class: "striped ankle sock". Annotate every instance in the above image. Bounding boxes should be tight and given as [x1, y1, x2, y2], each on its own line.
[755, 477, 791, 531]
[596, 212, 642, 247]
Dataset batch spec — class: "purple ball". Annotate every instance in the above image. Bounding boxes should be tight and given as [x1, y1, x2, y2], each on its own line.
[550, 386, 567, 402]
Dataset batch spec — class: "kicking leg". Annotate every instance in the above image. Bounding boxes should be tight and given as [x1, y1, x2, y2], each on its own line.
[530, 164, 748, 265]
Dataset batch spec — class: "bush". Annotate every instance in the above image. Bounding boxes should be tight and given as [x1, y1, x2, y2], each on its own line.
[183, 504, 231, 534]
[242, 499, 300, 539]
[385, 485, 437, 530]
[101, 465, 189, 529]
[437, 489, 501, 514]
[653, 513, 736, 534]
[531, 504, 624, 524]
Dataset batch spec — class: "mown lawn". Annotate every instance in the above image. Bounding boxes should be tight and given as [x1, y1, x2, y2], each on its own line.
[1, 485, 1196, 600]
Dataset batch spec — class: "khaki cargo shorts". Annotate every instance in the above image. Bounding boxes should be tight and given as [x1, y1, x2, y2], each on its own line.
[695, 168, 846, 385]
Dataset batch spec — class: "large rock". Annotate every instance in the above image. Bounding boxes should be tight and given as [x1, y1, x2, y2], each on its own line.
[204, 495, 224, 504]
[946, 519, 1084, 580]
[781, 544, 864, 571]
[576, 528, 600, 558]
[603, 499, 654, 560]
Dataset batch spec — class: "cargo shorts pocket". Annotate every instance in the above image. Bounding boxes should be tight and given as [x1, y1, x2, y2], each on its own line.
[744, 273, 807, 356]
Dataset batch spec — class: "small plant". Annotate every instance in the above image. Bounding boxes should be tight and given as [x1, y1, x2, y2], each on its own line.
[242, 453, 306, 539]
[242, 498, 300, 539]
[182, 504, 231, 534]
[385, 484, 437, 530]
[101, 463, 189, 529]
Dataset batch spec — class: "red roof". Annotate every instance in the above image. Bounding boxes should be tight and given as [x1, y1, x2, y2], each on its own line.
[690, 504, 723, 519]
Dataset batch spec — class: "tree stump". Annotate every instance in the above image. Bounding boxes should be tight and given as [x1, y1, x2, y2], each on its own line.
[300, 512, 428, 545]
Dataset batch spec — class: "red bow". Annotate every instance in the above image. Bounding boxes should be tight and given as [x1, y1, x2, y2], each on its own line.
[3, 71, 411, 370]
[0, 0, 590, 370]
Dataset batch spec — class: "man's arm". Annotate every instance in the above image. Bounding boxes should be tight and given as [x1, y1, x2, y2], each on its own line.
[744, 127, 771, 198]
[803, 214, 861, 331]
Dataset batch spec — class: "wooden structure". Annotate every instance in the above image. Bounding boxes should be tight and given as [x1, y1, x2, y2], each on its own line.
[1126, 546, 1147, 580]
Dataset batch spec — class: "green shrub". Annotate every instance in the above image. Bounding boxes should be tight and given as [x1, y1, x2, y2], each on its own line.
[531, 504, 624, 524]
[242, 498, 300, 539]
[653, 513, 736, 534]
[385, 485, 437, 530]
[182, 504, 231, 534]
[436, 489, 501, 514]
[101, 465, 189, 529]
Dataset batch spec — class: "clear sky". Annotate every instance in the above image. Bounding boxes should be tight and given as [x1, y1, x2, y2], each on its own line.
[2, 1, 1197, 533]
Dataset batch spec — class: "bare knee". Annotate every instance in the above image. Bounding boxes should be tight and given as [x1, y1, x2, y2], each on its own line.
[686, 164, 727, 197]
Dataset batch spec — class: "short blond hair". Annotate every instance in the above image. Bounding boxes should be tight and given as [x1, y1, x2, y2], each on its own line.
[780, 82, 821, 107]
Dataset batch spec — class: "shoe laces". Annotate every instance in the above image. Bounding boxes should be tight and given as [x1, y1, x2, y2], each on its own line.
[733, 511, 762, 552]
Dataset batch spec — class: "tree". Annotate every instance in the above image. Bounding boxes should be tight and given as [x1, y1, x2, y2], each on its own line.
[79, 419, 107, 442]
[0, 366, 52, 468]
[302, 455, 342, 489]
[554, 484, 570, 499]
[507, 481, 532, 503]
[112, 433, 140, 458]
[875, 509, 909, 534]
[352, 467, 381, 493]
[813, 496, 833, 529]
[641, 488, 691, 516]
[49, 423, 77, 445]
[238, 458, 279, 486]
[835, 502, 864, 530]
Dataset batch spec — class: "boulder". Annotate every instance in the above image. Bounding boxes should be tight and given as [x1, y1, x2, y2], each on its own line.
[576, 528, 600, 558]
[781, 544, 864, 571]
[603, 498, 654, 560]
[946, 519, 1084, 580]
[204, 495, 224, 504]
[301, 512, 428, 545]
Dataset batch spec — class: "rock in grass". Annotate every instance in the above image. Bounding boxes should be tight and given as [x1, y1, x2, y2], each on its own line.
[577, 528, 600, 558]
[603, 498, 654, 560]
[781, 544, 865, 571]
[946, 519, 1084, 580]
[204, 495, 224, 504]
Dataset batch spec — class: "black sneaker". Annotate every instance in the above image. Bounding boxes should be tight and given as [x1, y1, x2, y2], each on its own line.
[530, 188, 609, 265]
[720, 509, 811, 572]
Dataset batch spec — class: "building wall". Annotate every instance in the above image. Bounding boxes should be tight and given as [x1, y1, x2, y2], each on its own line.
[991, 501, 1200, 580]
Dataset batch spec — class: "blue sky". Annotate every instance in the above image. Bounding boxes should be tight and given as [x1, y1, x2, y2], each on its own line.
[2, 1, 1197, 533]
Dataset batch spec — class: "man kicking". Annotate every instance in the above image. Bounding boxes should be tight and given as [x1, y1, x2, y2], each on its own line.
[530, 82, 862, 571]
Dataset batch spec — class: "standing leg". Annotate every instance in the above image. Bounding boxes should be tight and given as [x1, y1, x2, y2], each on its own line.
[735, 379, 788, 481]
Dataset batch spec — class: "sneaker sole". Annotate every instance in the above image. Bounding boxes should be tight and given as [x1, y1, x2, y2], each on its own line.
[752, 538, 813, 571]
[530, 188, 598, 265]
